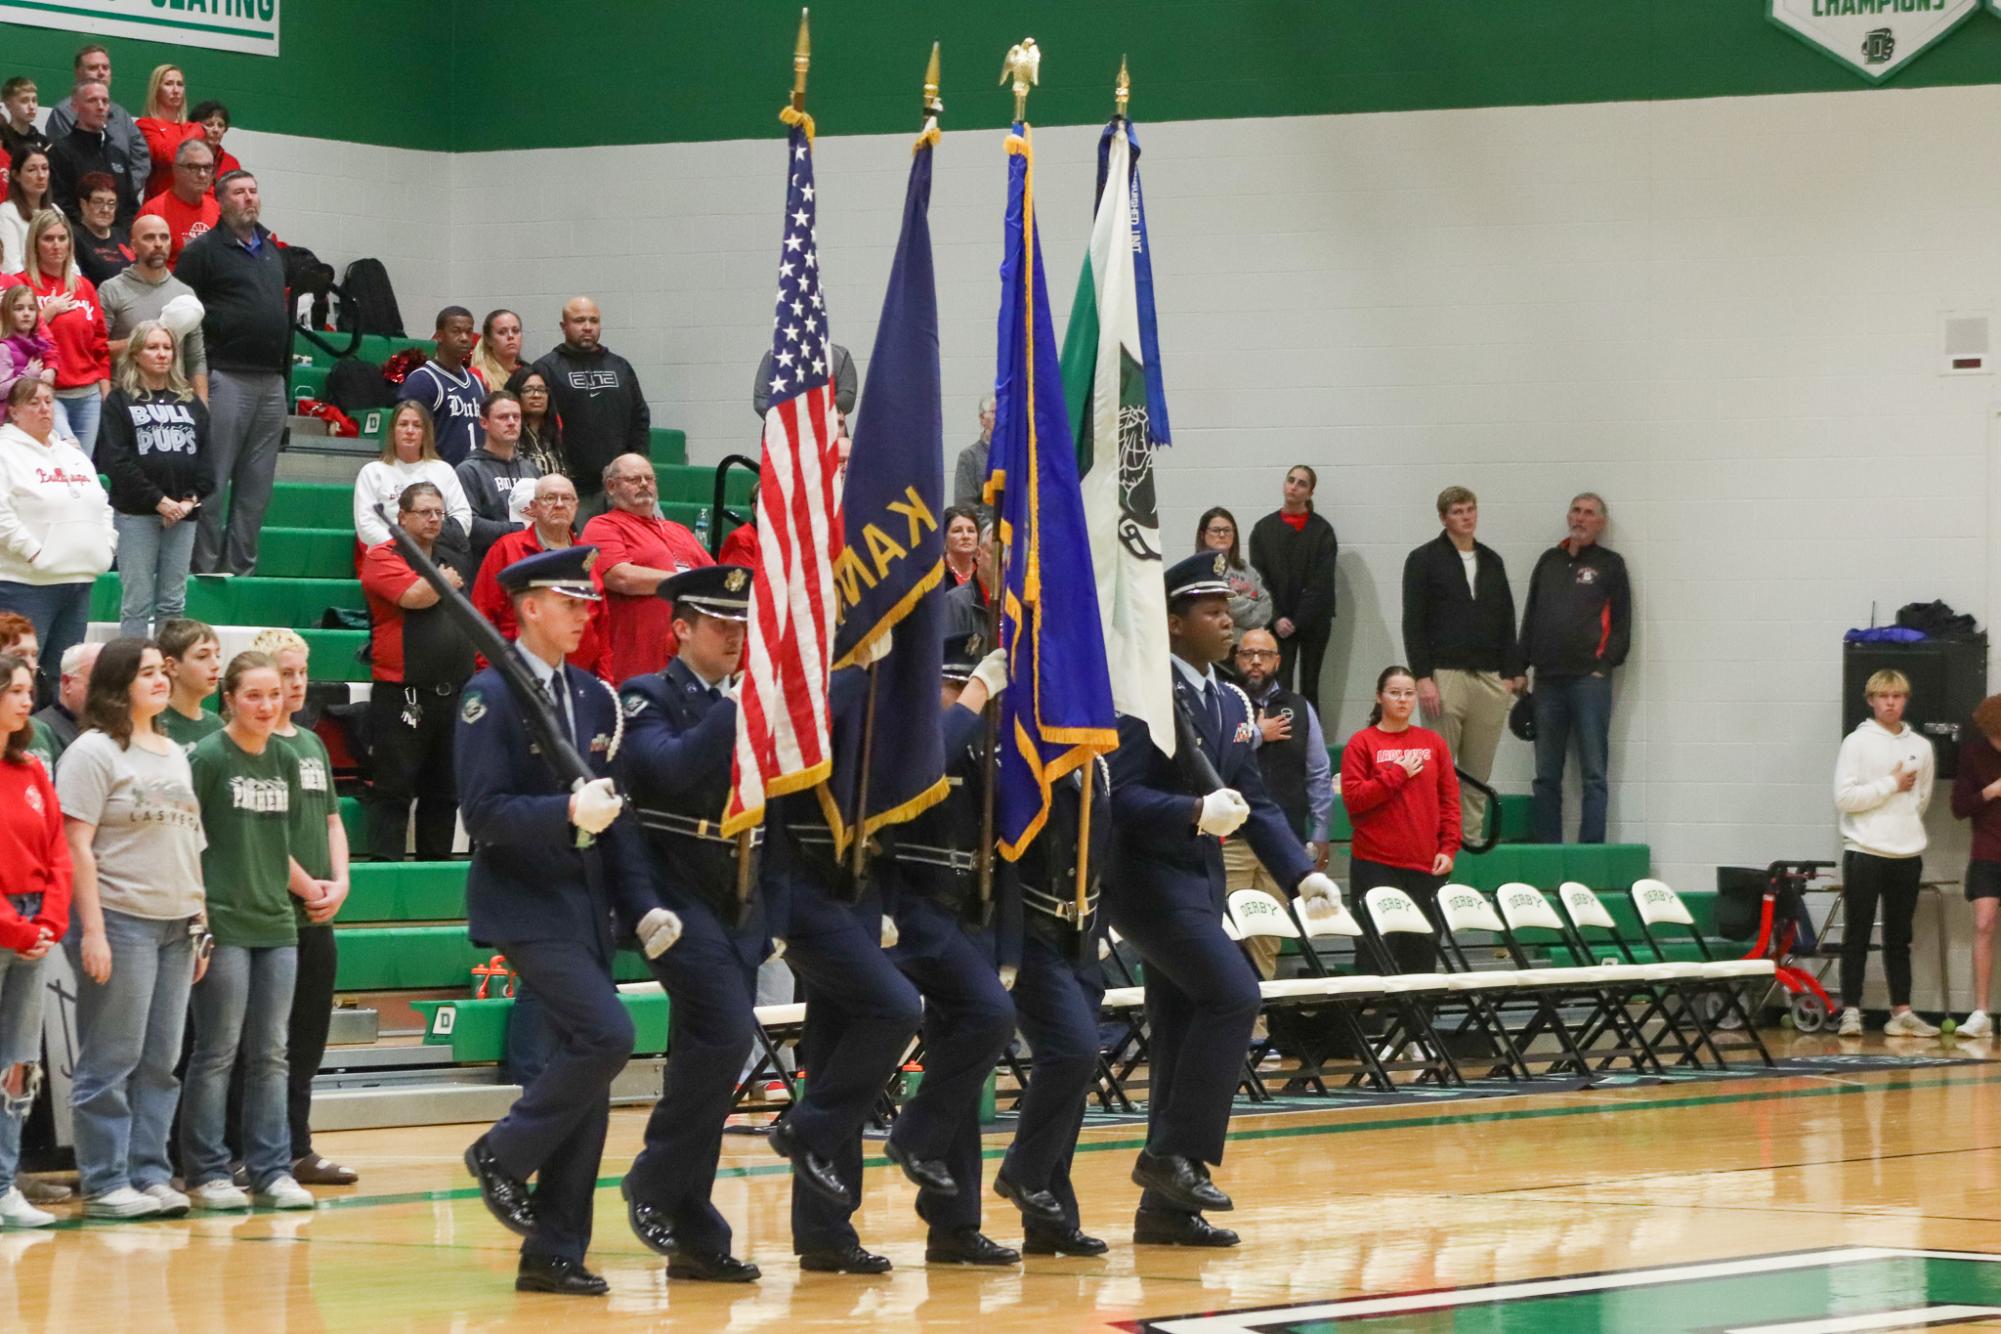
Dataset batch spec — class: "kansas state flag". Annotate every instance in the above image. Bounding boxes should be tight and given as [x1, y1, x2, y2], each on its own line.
[984, 123, 1118, 859]
[827, 123, 950, 843]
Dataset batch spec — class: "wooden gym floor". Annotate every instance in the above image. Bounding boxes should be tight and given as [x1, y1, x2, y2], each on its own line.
[12, 1032, 2001, 1332]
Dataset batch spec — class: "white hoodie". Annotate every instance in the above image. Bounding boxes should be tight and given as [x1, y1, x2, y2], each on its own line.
[353, 458, 472, 549]
[1834, 717, 1934, 858]
[0, 421, 115, 585]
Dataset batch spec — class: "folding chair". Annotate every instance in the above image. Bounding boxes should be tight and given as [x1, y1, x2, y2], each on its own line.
[1491, 882, 1664, 1073]
[1628, 879, 1776, 1067]
[1095, 927, 1150, 1113]
[1227, 888, 1397, 1094]
[732, 1001, 808, 1114]
[1552, 880, 1719, 1068]
[1358, 886, 1528, 1086]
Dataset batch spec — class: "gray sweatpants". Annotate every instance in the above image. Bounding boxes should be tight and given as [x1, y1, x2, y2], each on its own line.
[194, 368, 287, 575]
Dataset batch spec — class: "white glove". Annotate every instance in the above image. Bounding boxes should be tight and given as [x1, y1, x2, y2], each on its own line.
[857, 632, 892, 667]
[969, 648, 1008, 698]
[998, 964, 1018, 991]
[1296, 872, 1343, 921]
[769, 937, 787, 961]
[1097, 937, 1111, 960]
[1196, 789, 1250, 838]
[637, 907, 683, 958]
[569, 777, 623, 834]
[879, 915, 900, 949]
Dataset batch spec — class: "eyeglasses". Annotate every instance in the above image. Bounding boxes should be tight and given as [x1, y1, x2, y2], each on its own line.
[407, 508, 446, 521]
[1236, 648, 1279, 661]
[177, 161, 213, 175]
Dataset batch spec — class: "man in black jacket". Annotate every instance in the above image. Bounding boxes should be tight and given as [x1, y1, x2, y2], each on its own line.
[1248, 465, 1338, 709]
[533, 297, 650, 517]
[1517, 492, 1631, 845]
[48, 82, 138, 223]
[1402, 486, 1524, 842]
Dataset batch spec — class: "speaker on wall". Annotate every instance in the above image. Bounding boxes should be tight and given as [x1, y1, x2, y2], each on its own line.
[1841, 637, 1988, 779]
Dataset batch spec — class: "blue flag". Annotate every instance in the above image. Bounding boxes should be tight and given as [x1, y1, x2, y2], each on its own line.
[984, 124, 1118, 859]
[827, 125, 949, 843]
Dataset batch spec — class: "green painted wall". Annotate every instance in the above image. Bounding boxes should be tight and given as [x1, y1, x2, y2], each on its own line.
[0, 5, 448, 150]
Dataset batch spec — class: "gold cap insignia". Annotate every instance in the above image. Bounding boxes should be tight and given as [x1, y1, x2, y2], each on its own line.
[725, 569, 749, 593]
[1212, 552, 1227, 576]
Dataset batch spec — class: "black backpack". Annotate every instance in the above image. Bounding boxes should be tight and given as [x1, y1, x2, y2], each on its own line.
[324, 357, 396, 414]
[336, 258, 404, 338]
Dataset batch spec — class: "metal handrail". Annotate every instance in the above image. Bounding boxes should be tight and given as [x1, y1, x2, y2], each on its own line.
[1457, 767, 1502, 854]
[709, 452, 760, 558]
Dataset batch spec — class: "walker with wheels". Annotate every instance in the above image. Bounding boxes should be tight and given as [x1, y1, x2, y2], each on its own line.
[1716, 859, 1840, 1032]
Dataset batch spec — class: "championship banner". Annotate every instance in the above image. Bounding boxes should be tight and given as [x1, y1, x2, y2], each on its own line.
[0, 1, 281, 57]
[1767, 0, 1977, 83]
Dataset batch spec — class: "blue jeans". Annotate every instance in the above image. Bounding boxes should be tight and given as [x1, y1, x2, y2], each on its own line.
[0, 936, 48, 1195]
[0, 580, 91, 698]
[54, 385, 103, 461]
[113, 511, 198, 638]
[68, 909, 196, 1198]
[182, 942, 297, 1191]
[1532, 673, 1613, 844]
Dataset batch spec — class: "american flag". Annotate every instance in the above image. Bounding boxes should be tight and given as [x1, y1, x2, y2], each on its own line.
[724, 121, 842, 835]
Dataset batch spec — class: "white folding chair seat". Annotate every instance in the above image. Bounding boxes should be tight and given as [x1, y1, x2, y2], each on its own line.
[1686, 959, 1777, 980]
[1100, 986, 1147, 1009]
[1260, 975, 1387, 1001]
[753, 1002, 807, 1026]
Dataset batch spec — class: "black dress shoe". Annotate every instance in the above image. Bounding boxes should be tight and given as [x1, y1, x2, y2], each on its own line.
[621, 1183, 678, 1257]
[925, 1227, 1020, 1266]
[464, 1137, 536, 1237]
[992, 1173, 1066, 1227]
[883, 1137, 959, 1195]
[1132, 1208, 1240, 1248]
[798, 1244, 893, 1274]
[668, 1250, 762, 1283]
[1130, 1151, 1232, 1213]
[769, 1121, 853, 1208]
[515, 1254, 610, 1295]
[1023, 1225, 1109, 1257]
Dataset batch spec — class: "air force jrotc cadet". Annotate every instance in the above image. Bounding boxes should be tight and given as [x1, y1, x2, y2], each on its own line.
[614, 564, 766, 1284]
[877, 632, 1024, 1266]
[1106, 551, 1344, 1247]
[456, 545, 680, 1296]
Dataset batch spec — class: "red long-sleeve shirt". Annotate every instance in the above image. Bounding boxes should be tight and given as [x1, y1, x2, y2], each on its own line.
[1952, 735, 2001, 862]
[469, 526, 612, 680]
[1340, 723, 1461, 871]
[0, 753, 71, 950]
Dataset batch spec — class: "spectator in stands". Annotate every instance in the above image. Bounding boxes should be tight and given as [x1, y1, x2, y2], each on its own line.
[23, 210, 112, 457]
[456, 390, 538, 573]
[0, 614, 57, 766]
[471, 473, 611, 680]
[507, 366, 564, 478]
[188, 101, 241, 186]
[141, 138, 218, 268]
[1518, 492, 1630, 845]
[753, 338, 855, 417]
[73, 173, 133, 288]
[1197, 507, 1269, 641]
[179, 169, 288, 576]
[1951, 694, 2001, 1040]
[45, 46, 148, 193]
[533, 297, 649, 515]
[581, 453, 710, 683]
[399, 306, 485, 466]
[49, 82, 139, 225]
[101, 213, 207, 396]
[0, 146, 52, 275]
[0, 79, 49, 173]
[157, 617, 223, 754]
[1402, 485, 1523, 843]
[945, 517, 998, 639]
[353, 401, 473, 555]
[471, 308, 523, 392]
[1834, 668, 1937, 1039]
[1250, 465, 1338, 709]
[181, 650, 315, 1212]
[1226, 626, 1331, 980]
[59, 636, 206, 1220]
[951, 395, 996, 518]
[0, 647, 67, 1229]
[360, 482, 475, 861]
[943, 505, 979, 587]
[0, 378, 113, 686]
[99, 320, 211, 637]
[0, 285, 56, 414]
[1342, 665, 1460, 973]
[32, 639, 98, 761]
[135, 65, 204, 199]
[246, 628, 356, 1187]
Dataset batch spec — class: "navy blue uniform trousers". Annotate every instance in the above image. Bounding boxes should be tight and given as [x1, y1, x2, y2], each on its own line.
[1000, 930, 1106, 1230]
[483, 936, 635, 1263]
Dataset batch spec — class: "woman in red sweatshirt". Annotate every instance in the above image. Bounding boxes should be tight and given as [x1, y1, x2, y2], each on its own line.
[0, 647, 70, 1226]
[1950, 693, 2001, 1038]
[1342, 664, 1460, 972]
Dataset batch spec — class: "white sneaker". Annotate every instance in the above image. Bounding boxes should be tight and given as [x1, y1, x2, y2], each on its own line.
[1960, 1010, 1993, 1039]
[0, 1187, 54, 1228]
[1837, 1007, 1863, 1037]
[188, 1178, 250, 1211]
[252, 1174, 314, 1211]
[1884, 1010, 1942, 1038]
[84, 1186, 164, 1219]
[139, 1183, 191, 1218]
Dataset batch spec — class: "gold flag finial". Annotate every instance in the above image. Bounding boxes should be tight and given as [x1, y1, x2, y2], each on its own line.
[791, 8, 811, 111]
[922, 40, 941, 118]
[1115, 54, 1130, 118]
[999, 37, 1039, 122]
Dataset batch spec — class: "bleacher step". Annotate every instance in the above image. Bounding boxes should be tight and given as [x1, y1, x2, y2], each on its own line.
[327, 1007, 379, 1047]
[307, 1057, 666, 1132]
